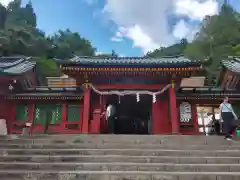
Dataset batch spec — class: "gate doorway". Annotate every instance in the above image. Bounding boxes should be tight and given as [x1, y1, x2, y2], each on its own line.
[106, 95, 152, 134]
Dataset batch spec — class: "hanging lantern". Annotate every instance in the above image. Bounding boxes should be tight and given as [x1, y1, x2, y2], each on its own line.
[118, 96, 121, 104]
[152, 93, 156, 103]
[136, 93, 140, 102]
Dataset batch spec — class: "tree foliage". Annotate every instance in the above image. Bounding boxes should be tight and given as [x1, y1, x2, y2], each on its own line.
[0, 0, 96, 58]
[48, 29, 96, 59]
[184, 3, 240, 84]
[146, 39, 188, 57]
[0, 0, 97, 79]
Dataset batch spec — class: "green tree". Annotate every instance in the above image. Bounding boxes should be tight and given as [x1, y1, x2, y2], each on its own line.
[0, 0, 42, 56]
[0, 0, 98, 79]
[96, 53, 113, 58]
[49, 29, 96, 59]
[184, 3, 240, 85]
[0, 3, 7, 29]
[0, 0, 96, 58]
[23, 1, 37, 27]
[232, 45, 240, 56]
[146, 39, 188, 57]
[35, 57, 60, 84]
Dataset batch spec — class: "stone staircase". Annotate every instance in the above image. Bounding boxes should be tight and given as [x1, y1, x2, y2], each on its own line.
[1, 135, 240, 180]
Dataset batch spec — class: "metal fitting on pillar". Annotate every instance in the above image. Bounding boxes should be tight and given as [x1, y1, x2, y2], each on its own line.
[83, 74, 89, 89]
[171, 80, 175, 88]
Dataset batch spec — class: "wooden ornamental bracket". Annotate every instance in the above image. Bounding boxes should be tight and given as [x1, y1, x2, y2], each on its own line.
[83, 74, 90, 89]
[61, 66, 203, 77]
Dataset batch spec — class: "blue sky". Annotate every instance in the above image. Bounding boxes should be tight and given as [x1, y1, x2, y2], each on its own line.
[19, 0, 239, 56]
[21, 0, 141, 56]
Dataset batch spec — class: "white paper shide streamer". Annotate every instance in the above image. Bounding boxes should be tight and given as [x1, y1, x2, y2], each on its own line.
[136, 93, 140, 102]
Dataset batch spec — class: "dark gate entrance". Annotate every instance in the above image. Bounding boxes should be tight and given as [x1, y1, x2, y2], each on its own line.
[107, 95, 152, 134]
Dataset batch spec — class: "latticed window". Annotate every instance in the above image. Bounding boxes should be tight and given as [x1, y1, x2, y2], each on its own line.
[16, 104, 29, 122]
[34, 104, 62, 125]
[179, 102, 192, 123]
[67, 105, 80, 122]
[34, 104, 46, 124]
[50, 105, 61, 124]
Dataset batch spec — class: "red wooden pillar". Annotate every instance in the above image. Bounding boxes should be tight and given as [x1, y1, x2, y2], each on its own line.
[28, 104, 34, 123]
[152, 100, 170, 134]
[82, 89, 91, 133]
[169, 82, 179, 134]
[61, 104, 67, 131]
[9, 103, 16, 134]
[28, 104, 34, 135]
[102, 96, 107, 133]
[90, 109, 101, 134]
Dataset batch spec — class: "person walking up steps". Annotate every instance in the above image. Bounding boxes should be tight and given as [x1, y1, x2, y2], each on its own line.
[219, 97, 238, 140]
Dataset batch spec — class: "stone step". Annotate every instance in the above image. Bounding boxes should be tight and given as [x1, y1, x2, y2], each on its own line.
[1, 135, 240, 145]
[2, 134, 223, 140]
[1, 143, 240, 150]
[1, 139, 238, 146]
[3, 134, 240, 140]
[1, 155, 240, 164]
[0, 170, 240, 180]
[2, 135, 240, 180]
[1, 162, 240, 172]
[2, 148, 240, 157]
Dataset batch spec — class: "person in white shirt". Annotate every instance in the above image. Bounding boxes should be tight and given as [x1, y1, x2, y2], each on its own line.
[106, 104, 116, 134]
[219, 97, 238, 140]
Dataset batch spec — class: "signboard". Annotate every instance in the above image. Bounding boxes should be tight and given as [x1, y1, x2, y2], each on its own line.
[180, 76, 205, 87]
[180, 102, 192, 123]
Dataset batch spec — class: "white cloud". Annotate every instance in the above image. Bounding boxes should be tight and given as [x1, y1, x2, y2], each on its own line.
[119, 25, 160, 54]
[175, 0, 218, 21]
[103, 0, 219, 54]
[172, 20, 200, 42]
[111, 37, 122, 42]
[172, 20, 191, 39]
[111, 25, 160, 53]
[0, 0, 13, 7]
[115, 31, 123, 38]
[111, 31, 124, 42]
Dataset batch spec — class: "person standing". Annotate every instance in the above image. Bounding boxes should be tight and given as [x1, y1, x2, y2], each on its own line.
[106, 103, 116, 134]
[219, 97, 238, 140]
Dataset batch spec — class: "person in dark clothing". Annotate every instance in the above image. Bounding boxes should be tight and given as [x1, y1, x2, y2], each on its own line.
[214, 120, 221, 135]
[219, 97, 238, 140]
[208, 113, 221, 135]
[106, 104, 116, 134]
